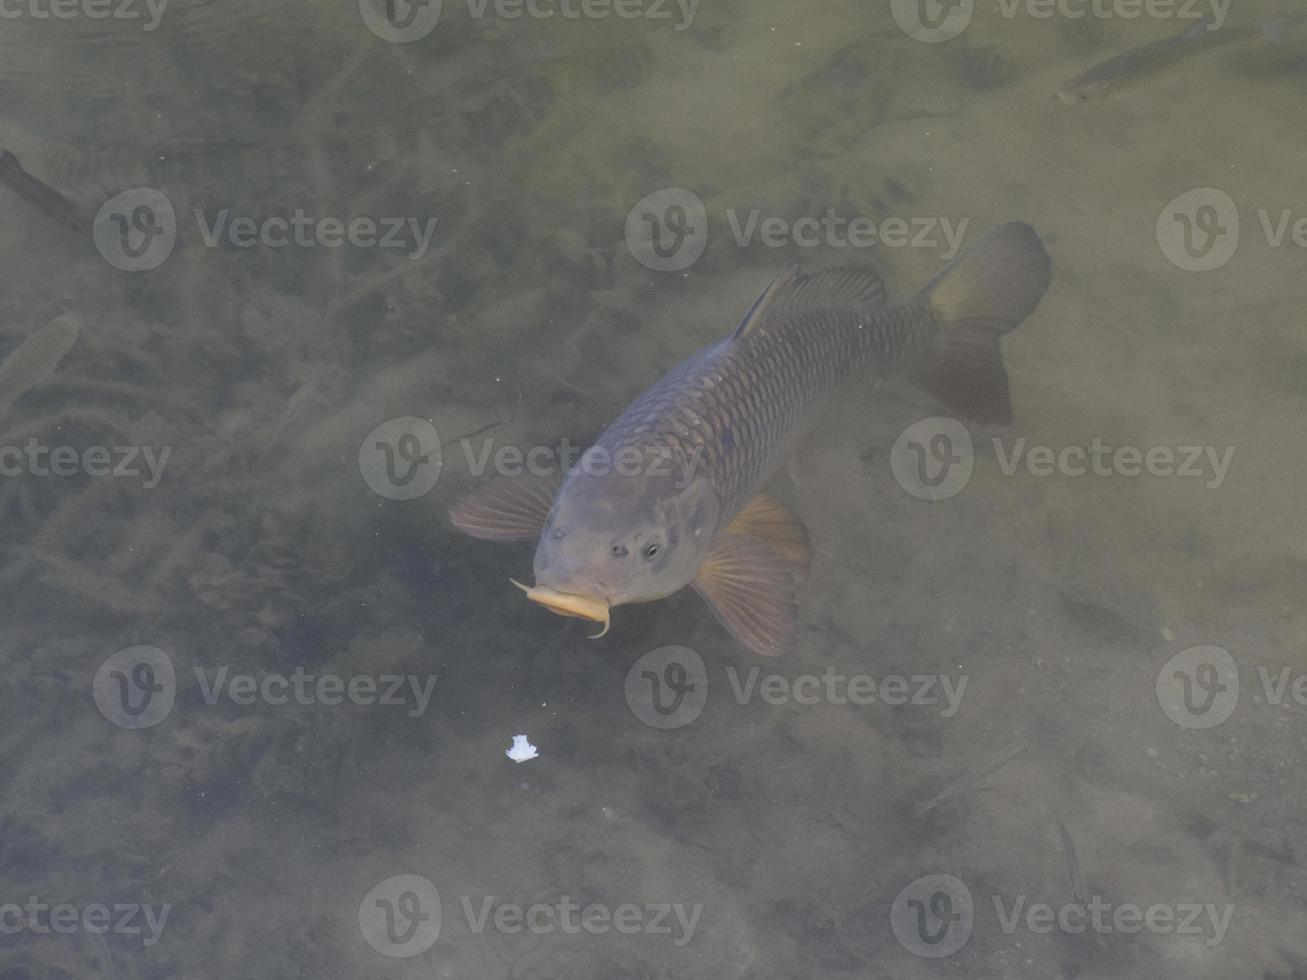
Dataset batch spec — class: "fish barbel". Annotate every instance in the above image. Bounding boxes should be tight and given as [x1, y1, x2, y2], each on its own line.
[451, 222, 1051, 656]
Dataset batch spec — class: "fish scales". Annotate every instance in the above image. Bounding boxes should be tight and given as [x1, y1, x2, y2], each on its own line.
[592, 298, 936, 523]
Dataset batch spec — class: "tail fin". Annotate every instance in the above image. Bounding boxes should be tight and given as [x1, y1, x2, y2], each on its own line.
[910, 221, 1051, 424]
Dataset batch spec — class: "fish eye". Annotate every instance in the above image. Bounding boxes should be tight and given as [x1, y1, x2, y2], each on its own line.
[643, 543, 660, 559]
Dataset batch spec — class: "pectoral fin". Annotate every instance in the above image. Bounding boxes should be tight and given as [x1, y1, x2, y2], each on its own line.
[727, 493, 811, 572]
[448, 471, 561, 541]
[692, 495, 810, 657]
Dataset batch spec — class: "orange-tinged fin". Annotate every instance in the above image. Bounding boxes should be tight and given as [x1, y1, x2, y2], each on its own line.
[727, 493, 811, 574]
[693, 532, 803, 658]
[911, 221, 1052, 424]
[448, 471, 561, 541]
[692, 495, 809, 657]
[735, 265, 886, 340]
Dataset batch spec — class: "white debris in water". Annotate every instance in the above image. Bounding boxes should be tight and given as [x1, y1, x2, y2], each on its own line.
[506, 734, 538, 764]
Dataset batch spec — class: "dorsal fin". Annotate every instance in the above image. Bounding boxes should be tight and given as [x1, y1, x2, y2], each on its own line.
[733, 264, 802, 339]
[734, 265, 888, 340]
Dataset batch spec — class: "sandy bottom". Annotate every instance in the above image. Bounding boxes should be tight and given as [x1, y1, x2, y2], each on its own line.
[0, 0, 1305, 977]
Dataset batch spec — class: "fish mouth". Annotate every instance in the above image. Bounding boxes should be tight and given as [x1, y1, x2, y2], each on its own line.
[510, 579, 610, 638]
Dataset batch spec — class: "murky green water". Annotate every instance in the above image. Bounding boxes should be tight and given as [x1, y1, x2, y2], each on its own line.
[1, 0, 1305, 977]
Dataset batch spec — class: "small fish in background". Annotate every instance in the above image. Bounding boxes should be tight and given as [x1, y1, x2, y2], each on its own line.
[451, 223, 1051, 657]
[1058, 14, 1307, 104]
[0, 149, 86, 232]
[0, 313, 81, 415]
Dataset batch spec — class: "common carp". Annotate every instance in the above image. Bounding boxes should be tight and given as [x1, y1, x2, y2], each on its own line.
[450, 222, 1052, 657]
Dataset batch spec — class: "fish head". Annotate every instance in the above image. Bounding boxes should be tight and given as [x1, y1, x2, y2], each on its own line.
[527, 452, 721, 625]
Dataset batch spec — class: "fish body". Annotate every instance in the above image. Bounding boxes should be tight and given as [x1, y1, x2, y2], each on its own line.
[451, 223, 1051, 656]
[0, 149, 85, 231]
[0, 313, 80, 414]
[1056, 14, 1307, 103]
[575, 272, 924, 529]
